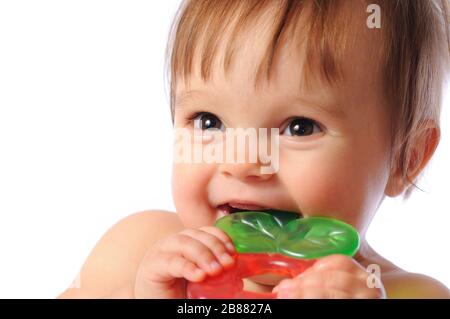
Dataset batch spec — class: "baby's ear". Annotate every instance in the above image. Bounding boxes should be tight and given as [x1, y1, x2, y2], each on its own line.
[384, 120, 440, 197]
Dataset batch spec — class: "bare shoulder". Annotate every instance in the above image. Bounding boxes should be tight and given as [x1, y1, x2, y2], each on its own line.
[382, 268, 450, 299]
[356, 243, 449, 299]
[57, 210, 185, 298]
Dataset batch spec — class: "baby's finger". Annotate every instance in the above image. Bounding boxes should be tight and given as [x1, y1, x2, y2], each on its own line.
[310, 270, 385, 299]
[180, 228, 235, 268]
[160, 234, 224, 275]
[275, 271, 364, 298]
[312, 255, 368, 279]
[198, 226, 236, 253]
[143, 252, 206, 283]
[166, 254, 207, 282]
[302, 270, 369, 293]
[279, 287, 354, 299]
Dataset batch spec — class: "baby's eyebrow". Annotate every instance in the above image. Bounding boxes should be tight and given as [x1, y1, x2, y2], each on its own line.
[175, 90, 206, 109]
[175, 89, 346, 119]
[289, 95, 346, 119]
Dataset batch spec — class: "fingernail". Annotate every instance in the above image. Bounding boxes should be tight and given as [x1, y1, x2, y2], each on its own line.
[219, 253, 234, 265]
[277, 291, 292, 299]
[277, 280, 293, 290]
[226, 242, 235, 252]
[194, 268, 205, 277]
[209, 260, 221, 272]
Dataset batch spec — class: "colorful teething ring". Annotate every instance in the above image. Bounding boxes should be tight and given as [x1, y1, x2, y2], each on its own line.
[187, 211, 360, 299]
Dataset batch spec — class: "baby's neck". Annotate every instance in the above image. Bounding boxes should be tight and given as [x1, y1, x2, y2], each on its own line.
[353, 238, 378, 266]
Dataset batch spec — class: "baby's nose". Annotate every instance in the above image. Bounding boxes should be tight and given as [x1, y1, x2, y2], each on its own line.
[218, 161, 274, 182]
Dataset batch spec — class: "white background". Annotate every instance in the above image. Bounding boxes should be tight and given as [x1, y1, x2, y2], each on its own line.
[0, 1, 449, 298]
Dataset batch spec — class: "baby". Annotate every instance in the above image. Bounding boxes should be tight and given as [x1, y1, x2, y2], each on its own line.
[59, 0, 450, 298]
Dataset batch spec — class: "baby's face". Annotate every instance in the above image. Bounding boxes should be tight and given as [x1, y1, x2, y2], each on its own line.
[172, 6, 391, 236]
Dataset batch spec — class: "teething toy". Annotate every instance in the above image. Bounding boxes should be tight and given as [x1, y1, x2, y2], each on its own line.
[187, 211, 360, 299]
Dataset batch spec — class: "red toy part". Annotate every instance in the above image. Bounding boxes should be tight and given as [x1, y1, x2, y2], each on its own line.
[187, 253, 316, 299]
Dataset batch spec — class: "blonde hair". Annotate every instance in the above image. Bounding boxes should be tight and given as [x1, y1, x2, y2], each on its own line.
[165, 0, 450, 199]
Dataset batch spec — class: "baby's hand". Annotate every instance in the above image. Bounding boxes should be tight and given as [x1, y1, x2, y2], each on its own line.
[273, 255, 386, 299]
[134, 226, 236, 298]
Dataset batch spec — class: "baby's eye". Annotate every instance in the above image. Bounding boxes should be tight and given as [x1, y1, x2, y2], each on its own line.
[281, 117, 322, 137]
[192, 112, 225, 131]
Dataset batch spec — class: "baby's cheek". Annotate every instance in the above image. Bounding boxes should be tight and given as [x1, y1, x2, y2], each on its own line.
[279, 151, 371, 226]
[172, 162, 216, 227]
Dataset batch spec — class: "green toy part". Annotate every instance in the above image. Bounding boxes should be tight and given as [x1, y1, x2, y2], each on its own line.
[215, 211, 360, 259]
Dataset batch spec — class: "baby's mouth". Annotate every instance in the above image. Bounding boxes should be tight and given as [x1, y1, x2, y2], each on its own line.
[215, 202, 302, 287]
[216, 202, 303, 218]
[217, 202, 268, 214]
